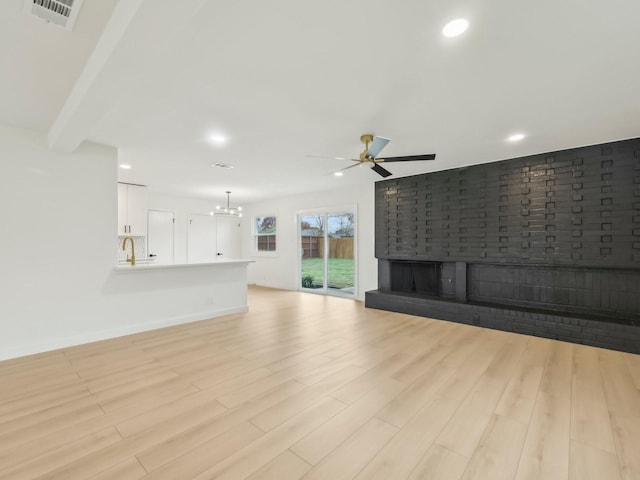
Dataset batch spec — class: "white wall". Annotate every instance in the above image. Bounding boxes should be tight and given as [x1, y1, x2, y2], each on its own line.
[240, 183, 377, 301]
[0, 124, 247, 360]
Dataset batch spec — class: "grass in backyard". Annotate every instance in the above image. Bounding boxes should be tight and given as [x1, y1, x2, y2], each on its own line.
[301, 258, 354, 289]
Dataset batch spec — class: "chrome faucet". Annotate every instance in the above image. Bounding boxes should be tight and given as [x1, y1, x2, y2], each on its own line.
[122, 236, 136, 266]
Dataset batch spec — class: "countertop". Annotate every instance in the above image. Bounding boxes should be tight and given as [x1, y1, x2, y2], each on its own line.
[114, 259, 253, 271]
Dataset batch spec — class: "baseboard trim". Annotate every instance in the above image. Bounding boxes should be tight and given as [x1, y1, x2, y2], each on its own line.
[0, 305, 248, 362]
[250, 280, 291, 290]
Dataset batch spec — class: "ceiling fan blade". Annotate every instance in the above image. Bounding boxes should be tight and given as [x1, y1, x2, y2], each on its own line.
[379, 153, 436, 162]
[371, 163, 393, 178]
[305, 154, 347, 161]
[325, 162, 361, 176]
[338, 162, 362, 172]
[366, 136, 391, 159]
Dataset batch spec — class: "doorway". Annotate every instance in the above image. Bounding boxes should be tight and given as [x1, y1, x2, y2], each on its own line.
[187, 213, 242, 263]
[187, 213, 217, 263]
[215, 215, 242, 259]
[147, 210, 175, 265]
[298, 210, 356, 297]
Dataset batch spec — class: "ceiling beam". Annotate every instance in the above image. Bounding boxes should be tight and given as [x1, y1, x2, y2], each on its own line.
[48, 0, 207, 153]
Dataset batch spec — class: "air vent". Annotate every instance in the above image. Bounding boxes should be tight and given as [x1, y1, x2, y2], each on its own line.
[24, 0, 84, 30]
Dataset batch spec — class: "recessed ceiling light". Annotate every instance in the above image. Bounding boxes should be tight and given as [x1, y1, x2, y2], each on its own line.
[209, 134, 227, 145]
[119, 164, 132, 169]
[507, 133, 526, 142]
[442, 18, 469, 38]
[334, 171, 344, 177]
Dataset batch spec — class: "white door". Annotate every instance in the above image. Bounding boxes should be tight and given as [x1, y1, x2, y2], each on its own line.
[147, 210, 174, 265]
[188, 214, 217, 263]
[216, 215, 242, 259]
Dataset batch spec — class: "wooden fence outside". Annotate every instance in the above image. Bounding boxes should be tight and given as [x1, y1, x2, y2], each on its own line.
[301, 236, 354, 259]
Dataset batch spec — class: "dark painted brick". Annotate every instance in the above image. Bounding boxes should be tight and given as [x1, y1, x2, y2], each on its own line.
[373, 138, 640, 351]
[365, 290, 640, 354]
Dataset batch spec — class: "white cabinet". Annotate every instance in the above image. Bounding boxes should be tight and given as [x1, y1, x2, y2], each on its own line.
[118, 183, 148, 236]
[117, 183, 128, 233]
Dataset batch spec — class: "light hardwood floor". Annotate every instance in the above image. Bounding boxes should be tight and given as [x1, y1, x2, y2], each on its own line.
[1, 286, 639, 480]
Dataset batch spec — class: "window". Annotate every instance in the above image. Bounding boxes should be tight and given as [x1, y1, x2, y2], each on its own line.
[255, 216, 277, 252]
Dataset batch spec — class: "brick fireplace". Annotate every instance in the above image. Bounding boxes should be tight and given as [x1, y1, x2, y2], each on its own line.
[366, 138, 640, 354]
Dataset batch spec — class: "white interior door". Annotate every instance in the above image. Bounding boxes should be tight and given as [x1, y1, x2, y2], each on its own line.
[216, 215, 242, 259]
[147, 210, 174, 265]
[188, 214, 217, 263]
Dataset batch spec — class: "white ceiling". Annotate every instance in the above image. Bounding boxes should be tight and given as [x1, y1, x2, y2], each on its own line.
[3, 0, 640, 205]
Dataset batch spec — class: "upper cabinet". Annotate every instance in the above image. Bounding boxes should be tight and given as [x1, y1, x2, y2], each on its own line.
[118, 183, 148, 236]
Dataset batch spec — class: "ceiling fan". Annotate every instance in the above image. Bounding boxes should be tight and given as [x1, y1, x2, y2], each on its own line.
[318, 134, 437, 178]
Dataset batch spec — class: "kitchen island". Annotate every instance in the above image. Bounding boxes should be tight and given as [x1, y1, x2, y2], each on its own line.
[110, 259, 253, 328]
[2, 259, 253, 361]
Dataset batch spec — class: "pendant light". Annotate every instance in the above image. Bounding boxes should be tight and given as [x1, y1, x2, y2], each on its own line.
[215, 191, 243, 217]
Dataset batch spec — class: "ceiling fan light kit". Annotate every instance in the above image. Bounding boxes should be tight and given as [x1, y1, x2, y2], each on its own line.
[330, 133, 437, 178]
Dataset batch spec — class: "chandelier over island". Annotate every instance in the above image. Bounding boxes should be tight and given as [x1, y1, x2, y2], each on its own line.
[215, 191, 242, 217]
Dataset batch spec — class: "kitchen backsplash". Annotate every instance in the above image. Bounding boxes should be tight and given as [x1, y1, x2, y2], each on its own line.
[117, 236, 146, 261]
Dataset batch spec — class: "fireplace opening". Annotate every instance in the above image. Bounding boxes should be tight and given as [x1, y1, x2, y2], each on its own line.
[390, 261, 441, 296]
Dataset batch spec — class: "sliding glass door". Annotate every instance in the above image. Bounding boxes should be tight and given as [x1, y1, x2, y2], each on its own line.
[300, 215, 325, 290]
[299, 210, 356, 297]
[327, 213, 355, 295]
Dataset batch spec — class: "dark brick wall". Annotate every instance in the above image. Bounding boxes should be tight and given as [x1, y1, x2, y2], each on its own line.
[468, 264, 639, 319]
[369, 137, 640, 353]
[375, 138, 640, 267]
